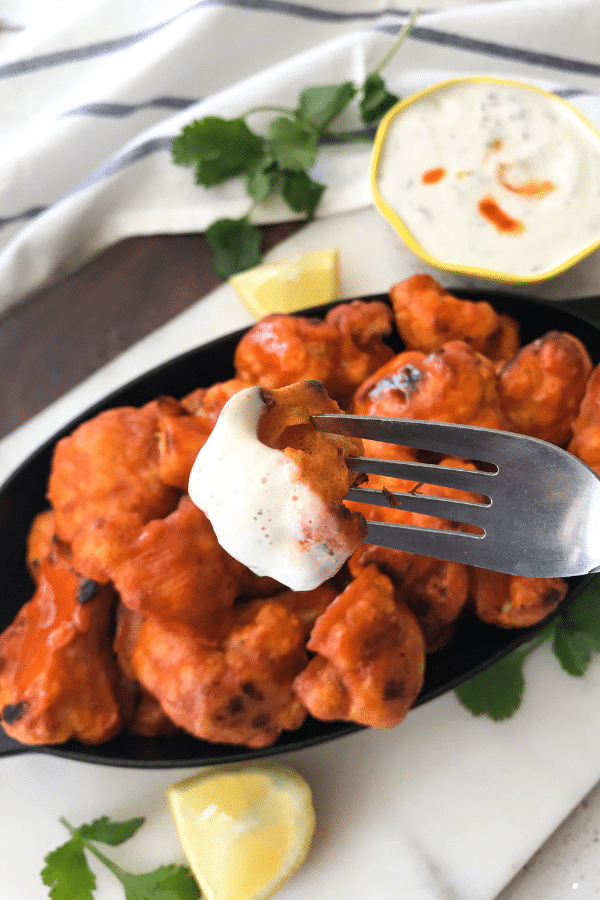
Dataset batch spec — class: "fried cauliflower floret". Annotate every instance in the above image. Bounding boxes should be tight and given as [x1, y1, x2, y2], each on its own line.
[181, 378, 250, 421]
[157, 413, 212, 491]
[322, 299, 395, 399]
[293, 566, 425, 728]
[349, 550, 468, 653]
[469, 568, 568, 628]
[568, 363, 600, 474]
[234, 300, 394, 403]
[239, 583, 339, 638]
[498, 331, 592, 446]
[234, 313, 340, 390]
[189, 381, 367, 591]
[158, 380, 252, 492]
[352, 340, 505, 431]
[113, 604, 178, 737]
[390, 274, 520, 360]
[258, 380, 368, 561]
[47, 398, 181, 545]
[258, 380, 365, 506]
[345, 458, 483, 651]
[0, 557, 122, 745]
[131, 602, 308, 748]
[110, 495, 238, 635]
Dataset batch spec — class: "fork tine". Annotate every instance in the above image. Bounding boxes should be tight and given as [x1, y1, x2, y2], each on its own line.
[345, 456, 495, 494]
[363, 520, 484, 567]
[314, 413, 504, 463]
[312, 412, 600, 578]
[347, 485, 489, 528]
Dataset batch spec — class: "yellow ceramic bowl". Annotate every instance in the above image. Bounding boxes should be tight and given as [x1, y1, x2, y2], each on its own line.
[370, 76, 600, 284]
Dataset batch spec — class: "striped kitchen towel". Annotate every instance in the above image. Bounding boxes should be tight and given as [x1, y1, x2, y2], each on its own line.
[1, 0, 600, 312]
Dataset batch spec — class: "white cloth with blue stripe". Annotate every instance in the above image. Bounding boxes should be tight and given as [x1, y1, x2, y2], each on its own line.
[1, 0, 600, 311]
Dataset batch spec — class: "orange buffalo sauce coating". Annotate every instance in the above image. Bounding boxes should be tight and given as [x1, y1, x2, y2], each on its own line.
[0, 557, 122, 745]
[389, 273, 520, 360]
[470, 568, 568, 629]
[293, 566, 425, 729]
[352, 340, 505, 432]
[498, 330, 592, 446]
[569, 363, 600, 474]
[234, 301, 394, 404]
[131, 602, 308, 749]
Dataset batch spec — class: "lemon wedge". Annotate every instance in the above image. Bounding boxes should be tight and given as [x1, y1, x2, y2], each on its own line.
[229, 248, 340, 318]
[166, 762, 316, 900]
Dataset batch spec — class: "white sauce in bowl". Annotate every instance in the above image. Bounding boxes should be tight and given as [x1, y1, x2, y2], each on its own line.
[372, 79, 600, 280]
[188, 386, 352, 591]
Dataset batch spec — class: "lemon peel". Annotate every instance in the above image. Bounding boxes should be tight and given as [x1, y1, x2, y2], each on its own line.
[229, 248, 339, 318]
[166, 762, 316, 900]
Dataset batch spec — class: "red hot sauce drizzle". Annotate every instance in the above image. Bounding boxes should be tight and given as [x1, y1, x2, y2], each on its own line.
[421, 167, 446, 184]
[478, 196, 525, 235]
[496, 162, 557, 200]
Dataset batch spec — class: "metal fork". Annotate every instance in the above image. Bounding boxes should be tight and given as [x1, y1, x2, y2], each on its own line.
[312, 414, 600, 579]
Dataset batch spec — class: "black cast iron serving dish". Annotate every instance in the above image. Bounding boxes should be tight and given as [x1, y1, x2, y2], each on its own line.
[1, 290, 599, 768]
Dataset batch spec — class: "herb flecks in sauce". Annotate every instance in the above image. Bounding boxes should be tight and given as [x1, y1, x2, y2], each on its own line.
[376, 80, 600, 276]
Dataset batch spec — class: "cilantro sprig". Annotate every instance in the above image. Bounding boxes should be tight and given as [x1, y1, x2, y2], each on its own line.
[41, 815, 200, 900]
[456, 577, 600, 720]
[172, 9, 419, 279]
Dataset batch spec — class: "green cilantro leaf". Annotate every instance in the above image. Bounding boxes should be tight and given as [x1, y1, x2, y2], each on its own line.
[172, 116, 264, 186]
[553, 580, 600, 676]
[118, 864, 200, 900]
[44, 817, 200, 900]
[359, 72, 399, 123]
[172, 12, 419, 275]
[455, 574, 600, 721]
[296, 82, 358, 130]
[76, 816, 145, 846]
[455, 649, 527, 721]
[267, 116, 319, 172]
[282, 170, 325, 217]
[41, 838, 96, 900]
[205, 216, 263, 279]
[553, 628, 597, 677]
[246, 158, 280, 204]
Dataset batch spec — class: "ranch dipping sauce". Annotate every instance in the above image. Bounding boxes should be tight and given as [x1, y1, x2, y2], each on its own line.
[372, 78, 600, 280]
[188, 386, 353, 591]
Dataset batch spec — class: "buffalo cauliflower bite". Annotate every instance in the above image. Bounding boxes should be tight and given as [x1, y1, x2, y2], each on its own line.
[498, 330, 592, 445]
[469, 568, 568, 628]
[390, 274, 519, 360]
[345, 458, 483, 651]
[233, 300, 394, 403]
[569, 363, 600, 473]
[47, 398, 183, 584]
[293, 566, 425, 728]
[131, 601, 308, 748]
[189, 380, 367, 591]
[0, 556, 122, 745]
[109, 495, 239, 637]
[352, 340, 506, 431]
